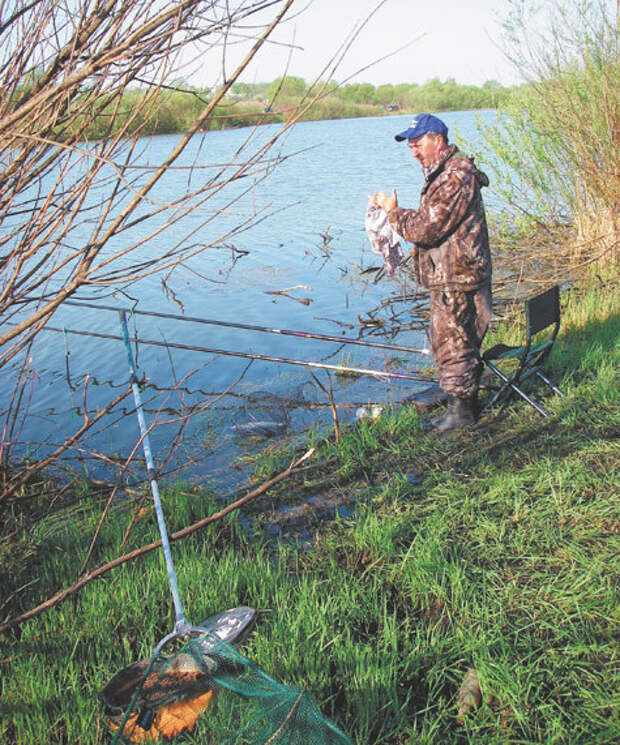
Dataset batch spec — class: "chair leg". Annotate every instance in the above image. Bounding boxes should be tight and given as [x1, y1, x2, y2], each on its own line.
[483, 360, 549, 417]
[535, 370, 564, 397]
[483, 362, 519, 410]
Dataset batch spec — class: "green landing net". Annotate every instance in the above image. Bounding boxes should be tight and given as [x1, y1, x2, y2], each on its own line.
[110, 311, 352, 745]
[102, 630, 353, 745]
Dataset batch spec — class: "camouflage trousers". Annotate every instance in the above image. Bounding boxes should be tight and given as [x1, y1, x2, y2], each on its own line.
[429, 284, 492, 398]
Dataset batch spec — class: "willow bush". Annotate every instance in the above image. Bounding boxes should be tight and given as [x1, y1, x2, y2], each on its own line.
[476, 0, 618, 267]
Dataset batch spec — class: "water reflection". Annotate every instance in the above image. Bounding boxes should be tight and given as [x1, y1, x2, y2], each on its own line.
[2, 111, 496, 492]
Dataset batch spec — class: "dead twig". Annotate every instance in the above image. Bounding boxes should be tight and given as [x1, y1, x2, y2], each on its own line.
[307, 369, 340, 442]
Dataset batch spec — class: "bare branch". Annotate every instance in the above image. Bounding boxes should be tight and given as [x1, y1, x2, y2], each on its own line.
[0, 447, 314, 634]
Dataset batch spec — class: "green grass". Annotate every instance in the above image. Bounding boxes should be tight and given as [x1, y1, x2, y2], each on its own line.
[1, 279, 618, 744]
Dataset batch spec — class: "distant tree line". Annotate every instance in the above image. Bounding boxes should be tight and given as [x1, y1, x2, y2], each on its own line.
[73, 76, 516, 140]
[241, 75, 514, 111]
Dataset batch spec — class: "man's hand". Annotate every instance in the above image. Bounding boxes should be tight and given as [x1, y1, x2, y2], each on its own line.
[373, 189, 398, 212]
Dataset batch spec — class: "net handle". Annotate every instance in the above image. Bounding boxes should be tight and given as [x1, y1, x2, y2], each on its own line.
[119, 310, 187, 631]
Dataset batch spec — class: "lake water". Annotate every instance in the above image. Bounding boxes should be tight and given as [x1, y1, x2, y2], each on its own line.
[2, 110, 497, 490]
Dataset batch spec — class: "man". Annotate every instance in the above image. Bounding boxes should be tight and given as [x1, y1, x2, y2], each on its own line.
[374, 113, 492, 431]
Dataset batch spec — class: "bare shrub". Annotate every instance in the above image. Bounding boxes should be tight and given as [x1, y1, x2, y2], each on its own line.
[0, 0, 361, 507]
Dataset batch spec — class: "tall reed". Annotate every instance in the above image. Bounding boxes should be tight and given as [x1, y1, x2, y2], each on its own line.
[477, 0, 618, 267]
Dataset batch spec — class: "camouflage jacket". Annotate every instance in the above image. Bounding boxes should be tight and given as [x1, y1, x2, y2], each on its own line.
[387, 145, 492, 290]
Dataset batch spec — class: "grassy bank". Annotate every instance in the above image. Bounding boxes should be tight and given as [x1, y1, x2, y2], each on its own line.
[1, 276, 618, 744]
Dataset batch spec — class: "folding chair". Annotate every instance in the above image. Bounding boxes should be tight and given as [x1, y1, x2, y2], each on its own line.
[481, 285, 564, 417]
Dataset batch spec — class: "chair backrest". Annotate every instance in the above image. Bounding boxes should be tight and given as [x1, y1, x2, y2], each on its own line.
[526, 285, 560, 338]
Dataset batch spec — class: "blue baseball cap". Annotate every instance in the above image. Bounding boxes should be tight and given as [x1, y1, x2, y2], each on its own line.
[395, 113, 448, 142]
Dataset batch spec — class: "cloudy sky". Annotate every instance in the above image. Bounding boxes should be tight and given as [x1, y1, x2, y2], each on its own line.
[190, 0, 522, 88]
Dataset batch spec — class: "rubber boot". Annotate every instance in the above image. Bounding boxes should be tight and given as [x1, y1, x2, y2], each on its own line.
[432, 394, 476, 432]
[430, 395, 457, 430]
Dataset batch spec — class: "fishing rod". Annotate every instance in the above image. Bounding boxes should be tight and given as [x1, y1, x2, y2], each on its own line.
[36, 323, 438, 383]
[60, 299, 432, 356]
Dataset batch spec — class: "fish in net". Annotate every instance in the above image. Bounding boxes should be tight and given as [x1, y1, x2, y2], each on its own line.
[101, 610, 352, 745]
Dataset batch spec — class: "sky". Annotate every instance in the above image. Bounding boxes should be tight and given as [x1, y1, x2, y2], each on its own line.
[190, 0, 523, 89]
